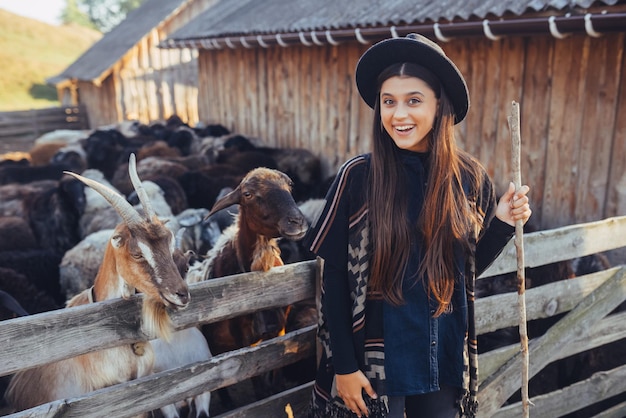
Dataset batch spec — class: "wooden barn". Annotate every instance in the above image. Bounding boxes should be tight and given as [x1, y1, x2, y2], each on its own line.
[163, 0, 626, 233]
[46, 0, 218, 129]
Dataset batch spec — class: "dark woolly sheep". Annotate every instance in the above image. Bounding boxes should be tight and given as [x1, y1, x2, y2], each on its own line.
[136, 140, 182, 161]
[128, 175, 188, 216]
[198, 162, 248, 179]
[164, 114, 188, 129]
[0, 267, 59, 315]
[0, 216, 38, 252]
[0, 250, 64, 305]
[166, 127, 197, 157]
[193, 123, 230, 139]
[144, 122, 169, 141]
[51, 144, 88, 174]
[0, 289, 29, 319]
[0, 180, 58, 218]
[571, 252, 612, 276]
[216, 149, 279, 174]
[164, 153, 212, 171]
[178, 171, 241, 210]
[111, 157, 189, 196]
[24, 175, 86, 255]
[83, 129, 128, 180]
[218, 135, 323, 202]
[0, 159, 84, 185]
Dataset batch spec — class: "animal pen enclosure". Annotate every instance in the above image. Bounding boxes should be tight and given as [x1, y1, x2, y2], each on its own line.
[0, 215, 625, 417]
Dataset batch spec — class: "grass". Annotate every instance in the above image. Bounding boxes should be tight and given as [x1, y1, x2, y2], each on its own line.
[0, 9, 101, 111]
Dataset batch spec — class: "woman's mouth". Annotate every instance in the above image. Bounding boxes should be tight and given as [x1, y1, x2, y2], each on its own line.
[395, 125, 415, 133]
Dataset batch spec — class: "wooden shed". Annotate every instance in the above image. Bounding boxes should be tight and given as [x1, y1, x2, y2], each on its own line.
[46, 0, 218, 129]
[163, 0, 626, 233]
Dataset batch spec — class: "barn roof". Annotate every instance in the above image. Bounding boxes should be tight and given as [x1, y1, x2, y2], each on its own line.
[47, 0, 191, 86]
[164, 0, 626, 48]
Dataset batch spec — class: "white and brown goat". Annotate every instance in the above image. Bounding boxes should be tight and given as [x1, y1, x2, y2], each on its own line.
[5, 154, 190, 414]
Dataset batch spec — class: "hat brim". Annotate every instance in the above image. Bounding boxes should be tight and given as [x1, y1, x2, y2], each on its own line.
[355, 37, 469, 124]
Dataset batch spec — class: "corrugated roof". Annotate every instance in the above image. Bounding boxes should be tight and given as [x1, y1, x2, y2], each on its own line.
[167, 0, 624, 41]
[48, 0, 190, 84]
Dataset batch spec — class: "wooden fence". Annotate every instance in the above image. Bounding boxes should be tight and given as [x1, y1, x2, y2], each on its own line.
[1, 216, 626, 417]
[0, 106, 89, 154]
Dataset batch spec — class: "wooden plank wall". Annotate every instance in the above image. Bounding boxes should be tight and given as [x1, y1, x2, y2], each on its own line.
[197, 32, 626, 231]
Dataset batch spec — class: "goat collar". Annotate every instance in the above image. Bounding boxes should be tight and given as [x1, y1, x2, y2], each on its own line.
[87, 286, 145, 356]
[88, 286, 96, 303]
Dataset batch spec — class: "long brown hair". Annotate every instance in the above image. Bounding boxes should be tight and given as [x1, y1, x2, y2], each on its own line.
[367, 63, 485, 316]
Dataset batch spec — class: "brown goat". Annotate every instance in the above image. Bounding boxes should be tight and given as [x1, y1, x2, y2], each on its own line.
[186, 167, 308, 404]
[5, 154, 190, 415]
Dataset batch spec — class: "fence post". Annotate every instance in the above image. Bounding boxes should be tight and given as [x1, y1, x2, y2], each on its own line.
[315, 256, 323, 368]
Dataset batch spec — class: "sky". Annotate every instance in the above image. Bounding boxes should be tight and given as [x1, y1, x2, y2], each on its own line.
[0, 0, 65, 26]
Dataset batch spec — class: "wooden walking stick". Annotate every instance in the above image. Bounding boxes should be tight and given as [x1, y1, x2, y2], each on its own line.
[508, 101, 531, 417]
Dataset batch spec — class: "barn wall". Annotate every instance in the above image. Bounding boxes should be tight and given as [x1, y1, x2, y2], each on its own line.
[80, 0, 217, 128]
[77, 79, 118, 129]
[196, 32, 626, 231]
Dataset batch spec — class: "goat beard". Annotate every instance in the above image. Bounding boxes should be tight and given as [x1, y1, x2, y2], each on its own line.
[142, 298, 173, 341]
[251, 237, 282, 272]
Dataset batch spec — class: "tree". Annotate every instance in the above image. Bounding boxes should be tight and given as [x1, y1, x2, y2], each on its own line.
[61, 0, 144, 33]
[60, 0, 98, 30]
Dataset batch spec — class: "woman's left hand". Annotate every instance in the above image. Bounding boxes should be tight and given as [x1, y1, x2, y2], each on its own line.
[495, 182, 532, 226]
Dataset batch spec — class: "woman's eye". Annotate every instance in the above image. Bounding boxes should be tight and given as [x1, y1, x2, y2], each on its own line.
[408, 97, 421, 105]
[382, 99, 394, 106]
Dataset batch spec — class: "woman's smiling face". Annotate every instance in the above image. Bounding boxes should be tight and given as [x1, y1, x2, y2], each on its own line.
[380, 75, 439, 153]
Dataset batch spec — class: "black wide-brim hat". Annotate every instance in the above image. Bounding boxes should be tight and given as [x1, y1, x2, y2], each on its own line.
[355, 33, 469, 124]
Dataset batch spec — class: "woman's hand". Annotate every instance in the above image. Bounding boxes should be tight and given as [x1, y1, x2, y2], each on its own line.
[496, 182, 532, 226]
[336, 370, 378, 417]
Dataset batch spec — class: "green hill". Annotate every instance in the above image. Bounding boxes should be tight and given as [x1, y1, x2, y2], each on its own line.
[0, 9, 101, 111]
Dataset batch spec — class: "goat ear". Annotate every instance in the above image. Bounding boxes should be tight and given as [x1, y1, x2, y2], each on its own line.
[207, 187, 241, 217]
[111, 234, 124, 249]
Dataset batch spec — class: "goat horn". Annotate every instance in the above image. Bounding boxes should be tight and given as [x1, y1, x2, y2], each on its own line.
[128, 153, 156, 220]
[63, 171, 143, 226]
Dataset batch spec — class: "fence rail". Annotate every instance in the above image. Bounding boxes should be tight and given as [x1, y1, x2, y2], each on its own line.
[1, 217, 626, 417]
[0, 106, 89, 154]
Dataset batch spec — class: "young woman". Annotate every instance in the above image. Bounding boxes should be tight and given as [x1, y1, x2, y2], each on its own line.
[306, 34, 532, 418]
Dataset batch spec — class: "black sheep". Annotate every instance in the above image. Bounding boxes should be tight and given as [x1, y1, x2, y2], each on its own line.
[194, 123, 230, 138]
[178, 171, 241, 210]
[24, 176, 86, 256]
[0, 267, 60, 314]
[83, 129, 128, 179]
[0, 250, 64, 305]
[0, 159, 83, 186]
[0, 217, 38, 252]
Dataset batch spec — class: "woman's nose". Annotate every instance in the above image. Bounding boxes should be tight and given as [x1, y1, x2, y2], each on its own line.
[393, 103, 409, 118]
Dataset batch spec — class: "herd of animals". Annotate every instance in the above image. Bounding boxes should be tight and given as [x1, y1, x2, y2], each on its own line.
[0, 115, 623, 417]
